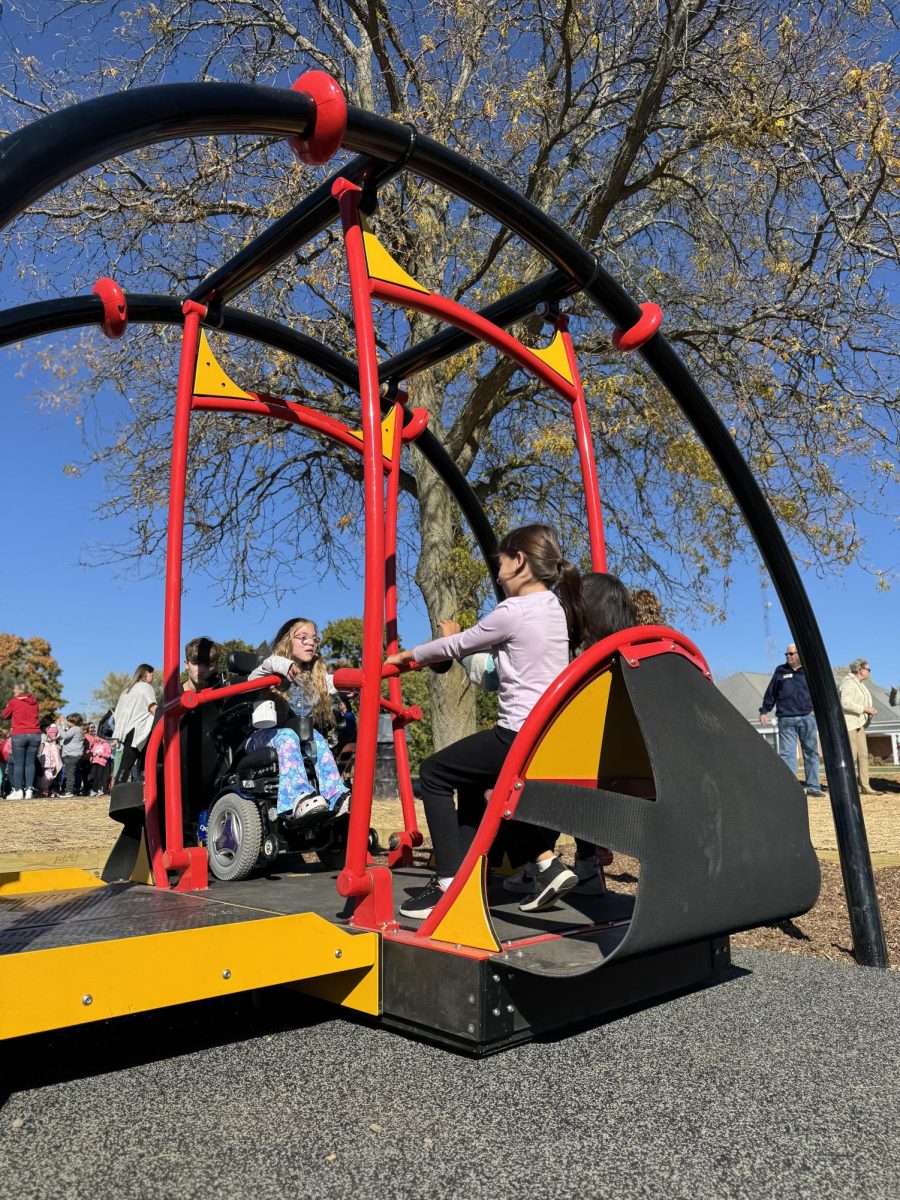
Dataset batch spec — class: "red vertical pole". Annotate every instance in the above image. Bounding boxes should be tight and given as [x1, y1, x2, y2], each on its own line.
[332, 178, 385, 898]
[161, 299, 206, 864]
[561, 320, 607, 572]
[384, 401, 420, 846]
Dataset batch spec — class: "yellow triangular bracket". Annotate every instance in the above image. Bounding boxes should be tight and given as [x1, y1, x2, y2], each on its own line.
[432, 855, 501, 953]
[194, 330, 256, 400]
[362, 230, 430, 295]
[530, 329, 575, 385]
[349, 405, 400, 460]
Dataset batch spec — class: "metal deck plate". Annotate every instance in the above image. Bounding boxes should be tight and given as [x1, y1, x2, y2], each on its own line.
[0, 882, 275, 956]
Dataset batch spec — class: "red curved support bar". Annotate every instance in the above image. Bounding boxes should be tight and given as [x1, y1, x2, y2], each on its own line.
[372, 279, 578, 403]
[192, 393, 397, 469]
[92, 277, 127, 339]
[415, 627, 709, 939]
[290, 71, 347, 165]
[612, 302, 663, 352]
[401, 407, 430, 441]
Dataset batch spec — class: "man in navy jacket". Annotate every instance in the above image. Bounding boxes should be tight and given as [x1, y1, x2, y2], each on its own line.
[760, 643, 824, 796]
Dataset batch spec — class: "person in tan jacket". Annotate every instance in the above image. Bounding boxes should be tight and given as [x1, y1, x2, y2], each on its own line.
[839, 659, 877, 795]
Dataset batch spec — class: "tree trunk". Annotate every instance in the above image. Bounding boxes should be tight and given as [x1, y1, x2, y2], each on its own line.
[410, 376, 477, 752]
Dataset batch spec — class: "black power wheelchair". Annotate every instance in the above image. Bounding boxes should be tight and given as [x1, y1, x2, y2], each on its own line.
[105, 651, 374, 885]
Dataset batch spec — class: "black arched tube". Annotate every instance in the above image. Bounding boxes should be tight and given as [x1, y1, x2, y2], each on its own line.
[639, 337, 887, 967]
[0, 84, 884, 963]
[190, 152, 411, 306]
[0, 84, 324, 233]
[0, 292, 501, 599]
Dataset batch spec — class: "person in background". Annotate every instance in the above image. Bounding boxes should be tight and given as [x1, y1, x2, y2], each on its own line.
[58, 713, 86, 797]
[630, 587, 664, 626]
[183, 636, 225, 693]
[112, 664, 158, 784]
[37, 724, 63, 797]
[759, 643, 824, 797]
[86, 727, 113, 796]
[333, 693, 357, 754]
[839, 658, 877, 796]
[2, 681, 41, 799]
[0, 734, 10, 796]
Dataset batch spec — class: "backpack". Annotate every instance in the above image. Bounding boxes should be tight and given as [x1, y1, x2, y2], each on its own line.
[97, 710, 115, 739]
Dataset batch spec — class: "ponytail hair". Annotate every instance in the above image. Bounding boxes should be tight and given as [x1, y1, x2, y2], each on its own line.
[581, 572, 635, 648]
[498, 523, 586, 651]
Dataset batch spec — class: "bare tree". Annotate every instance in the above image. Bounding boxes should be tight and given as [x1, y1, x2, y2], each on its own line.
[1, 0, 896, 746]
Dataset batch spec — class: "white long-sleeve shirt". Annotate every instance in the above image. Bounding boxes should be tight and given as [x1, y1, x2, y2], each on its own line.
[413, 590, 569, 732]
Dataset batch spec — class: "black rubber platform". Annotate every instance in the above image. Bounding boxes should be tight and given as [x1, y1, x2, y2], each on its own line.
[0, 866, 635, 959]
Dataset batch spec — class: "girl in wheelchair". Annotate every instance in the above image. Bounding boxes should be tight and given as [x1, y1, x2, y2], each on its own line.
[247, 617, 350, 826]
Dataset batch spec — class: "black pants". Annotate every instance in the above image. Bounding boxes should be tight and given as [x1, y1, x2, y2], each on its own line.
[419, 725, 517, 877]
[115, 730, 144, 784]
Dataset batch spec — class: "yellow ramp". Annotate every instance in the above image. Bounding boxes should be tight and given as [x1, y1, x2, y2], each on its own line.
[0, 912, 379, 1040]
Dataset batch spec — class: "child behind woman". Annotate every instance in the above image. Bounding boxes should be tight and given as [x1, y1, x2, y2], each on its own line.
[247, 617, 350, 825]
[386, 523, 586, 919]
[58, 713, 85, 797]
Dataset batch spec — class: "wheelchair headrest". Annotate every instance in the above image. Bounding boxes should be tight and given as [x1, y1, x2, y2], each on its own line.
[227, 650, 264, 677]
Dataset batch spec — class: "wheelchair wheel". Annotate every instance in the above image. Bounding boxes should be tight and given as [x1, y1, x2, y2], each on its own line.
[207, 792, 263, 882]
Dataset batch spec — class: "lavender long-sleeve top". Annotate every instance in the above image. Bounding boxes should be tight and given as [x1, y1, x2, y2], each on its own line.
[412, 590, 569, 732]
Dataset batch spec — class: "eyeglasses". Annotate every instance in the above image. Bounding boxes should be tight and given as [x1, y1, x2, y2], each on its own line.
[785, 651, 799, 658]
[293, 632, 320, 647]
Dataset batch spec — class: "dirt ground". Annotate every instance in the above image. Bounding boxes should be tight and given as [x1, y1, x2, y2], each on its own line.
[2, 776, 898, 969]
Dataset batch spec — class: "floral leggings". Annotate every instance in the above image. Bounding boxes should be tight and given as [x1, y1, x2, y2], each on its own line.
[246, 726, 349, 816]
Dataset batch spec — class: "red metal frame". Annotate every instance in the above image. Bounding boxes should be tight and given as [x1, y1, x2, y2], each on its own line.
[370, 279, 578, 403]
[330, 177, 388, 907]
[384, 396, 423, 866]
[158, 300, 208, 890]
[414, 627, 709, 939]
[559, 317, 606, 572]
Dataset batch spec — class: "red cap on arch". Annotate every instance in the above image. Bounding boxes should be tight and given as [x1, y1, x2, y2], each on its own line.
[290, 71, 347, 165]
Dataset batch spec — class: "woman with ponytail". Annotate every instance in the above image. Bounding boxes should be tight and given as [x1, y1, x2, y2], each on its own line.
[386, 523, 585, 918]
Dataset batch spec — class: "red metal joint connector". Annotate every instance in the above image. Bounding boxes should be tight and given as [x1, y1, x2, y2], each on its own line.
[612, 302, 663, 352]
[290, 71, 347, 165]
[92, 277, 127, 339]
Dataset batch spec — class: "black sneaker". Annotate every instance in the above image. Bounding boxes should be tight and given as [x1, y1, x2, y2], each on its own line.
[399, 876, 446, 919]
[519, 857, 578, 912]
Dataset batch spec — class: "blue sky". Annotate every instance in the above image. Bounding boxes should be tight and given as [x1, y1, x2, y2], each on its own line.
[1, 343, 896, 714]
[0, 7, 896, 713]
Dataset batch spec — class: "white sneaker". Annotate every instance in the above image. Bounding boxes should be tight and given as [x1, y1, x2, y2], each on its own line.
[8, 789, 24, 800]
[291, 794, 328, 825]
[24, 789, 33, 799]
[502, 863, 538, 894]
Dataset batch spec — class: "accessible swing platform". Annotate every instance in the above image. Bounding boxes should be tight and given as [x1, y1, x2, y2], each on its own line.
[0, 650, 821, 1055]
